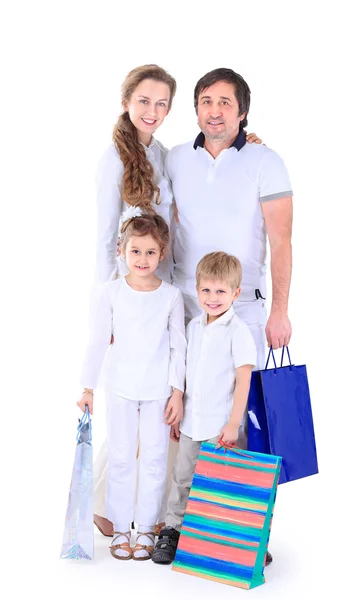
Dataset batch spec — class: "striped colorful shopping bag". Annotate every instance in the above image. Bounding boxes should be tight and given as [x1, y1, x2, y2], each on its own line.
[172, 442, 281, 590]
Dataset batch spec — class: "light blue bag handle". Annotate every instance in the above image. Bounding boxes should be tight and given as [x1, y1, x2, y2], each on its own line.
[76, 405, 92, 444]
[265, 346, 293, 372]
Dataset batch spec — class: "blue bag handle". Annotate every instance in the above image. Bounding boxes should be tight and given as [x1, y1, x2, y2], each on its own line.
[76, 405, 92, 444]
[265, 347, 277, 371]
[281, 345, 292, 368]
[265, 346, 293, 372]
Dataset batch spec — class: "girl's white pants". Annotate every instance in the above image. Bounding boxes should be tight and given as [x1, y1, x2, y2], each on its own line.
[105, 392, 170, 531]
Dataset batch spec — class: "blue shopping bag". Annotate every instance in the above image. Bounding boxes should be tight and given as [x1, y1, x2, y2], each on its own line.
[60, 406, 94, 559]
[247, 347, 318, 484]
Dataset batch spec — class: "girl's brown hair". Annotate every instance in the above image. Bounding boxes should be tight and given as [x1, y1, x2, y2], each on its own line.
[120, 213, 170, 255]
[113, 65, 176, 211]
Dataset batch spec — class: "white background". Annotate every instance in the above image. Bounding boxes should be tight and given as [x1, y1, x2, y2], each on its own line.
[1, 1, 360, 598]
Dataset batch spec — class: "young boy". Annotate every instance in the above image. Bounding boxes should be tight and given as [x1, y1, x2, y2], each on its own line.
[152, 251, 272, 565]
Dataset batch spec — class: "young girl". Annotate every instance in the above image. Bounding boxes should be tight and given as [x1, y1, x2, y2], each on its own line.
[78, 211, 186, 561]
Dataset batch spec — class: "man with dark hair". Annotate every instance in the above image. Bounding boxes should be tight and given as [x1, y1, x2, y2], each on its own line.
[152, 68, 293, 567]
[193, 67, 251, 124]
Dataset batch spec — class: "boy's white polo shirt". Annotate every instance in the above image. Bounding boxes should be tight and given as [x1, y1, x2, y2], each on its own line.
[180, 305, 257, 442]
[166, 129, 293, 303]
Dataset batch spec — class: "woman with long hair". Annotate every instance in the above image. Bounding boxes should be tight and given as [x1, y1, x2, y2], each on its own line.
[96, 64, 177, 285]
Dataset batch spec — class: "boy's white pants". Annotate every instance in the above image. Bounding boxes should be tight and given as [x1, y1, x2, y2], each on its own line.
[105, 392, 170, 531]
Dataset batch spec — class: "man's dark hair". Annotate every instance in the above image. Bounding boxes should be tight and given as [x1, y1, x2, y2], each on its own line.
[194, 68, 251, 128]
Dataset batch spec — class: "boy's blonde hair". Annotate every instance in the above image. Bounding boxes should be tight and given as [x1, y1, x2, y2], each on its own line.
[196, 251, 242, 290]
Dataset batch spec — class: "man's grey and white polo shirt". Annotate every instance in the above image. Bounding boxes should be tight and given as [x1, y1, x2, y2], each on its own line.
[166, 128, 293, 309]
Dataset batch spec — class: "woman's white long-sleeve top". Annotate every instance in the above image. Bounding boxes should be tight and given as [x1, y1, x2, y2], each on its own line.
[95, 139, 174, 283]
[80, 277, 186, 400]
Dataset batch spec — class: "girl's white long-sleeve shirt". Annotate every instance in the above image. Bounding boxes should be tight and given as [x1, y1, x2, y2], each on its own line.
[95, 140, 174, 284]
[80, 277, 186, 400]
